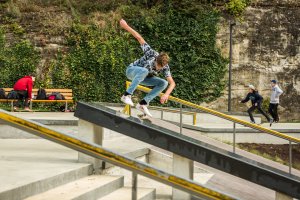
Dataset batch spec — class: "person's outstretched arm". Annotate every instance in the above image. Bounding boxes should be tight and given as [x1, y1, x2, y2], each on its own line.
[240, 94, 250, 103]
[120, 19, 145, 45]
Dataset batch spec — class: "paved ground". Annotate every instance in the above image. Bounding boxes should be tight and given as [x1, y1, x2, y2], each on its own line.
[10, 112, 77, 121]
[0, 138, 151, 195]
[0, 139, 88, 194]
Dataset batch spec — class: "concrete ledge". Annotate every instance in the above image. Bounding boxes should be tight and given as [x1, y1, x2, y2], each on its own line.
[182, 123, 300, 133]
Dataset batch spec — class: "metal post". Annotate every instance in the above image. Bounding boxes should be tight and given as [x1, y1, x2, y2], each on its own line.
[132, 172, 138, 200]
[65, 102, 68, 112]
[193, 113, 197, 125]
[30, 101, 33, 110]
[11, 101, 14, 112]
[233, 122, 236, 153]
[126, 82, 131, 116]
[289, 141, 292, 174]
[228, 21, 236, 112]
[180, 104, 183, 134]
[161, 110, 164, 119]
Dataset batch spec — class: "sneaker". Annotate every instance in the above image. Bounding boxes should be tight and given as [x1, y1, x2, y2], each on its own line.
[250, 121, 256, 124]
[136, 103, 152, 117]
[121, 95, 134, 106]
[269, 118, 274, 127]
[13, 106, 18, 112]
[24, 107, 33, 112]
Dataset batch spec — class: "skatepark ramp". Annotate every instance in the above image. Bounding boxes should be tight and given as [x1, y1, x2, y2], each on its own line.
[125, 81, 300, 173]
[0, 109, 235, 200]
[75, 102, 300, 199]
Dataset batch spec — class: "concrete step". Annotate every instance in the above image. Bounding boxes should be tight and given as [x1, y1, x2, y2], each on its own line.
[25, 175, 124, 200]
[0, 162, 92, 200]
[98, 187, 155, 200]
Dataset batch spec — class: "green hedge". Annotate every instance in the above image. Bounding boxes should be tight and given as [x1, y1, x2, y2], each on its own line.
[0, 28, 39, 87]
[52, 2, 228, 104]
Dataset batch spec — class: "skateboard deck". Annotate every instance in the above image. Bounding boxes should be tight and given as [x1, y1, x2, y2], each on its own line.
[137, 113, 152, 122]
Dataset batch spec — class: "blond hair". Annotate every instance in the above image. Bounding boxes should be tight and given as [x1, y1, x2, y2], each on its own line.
[156, 52, 170, 67]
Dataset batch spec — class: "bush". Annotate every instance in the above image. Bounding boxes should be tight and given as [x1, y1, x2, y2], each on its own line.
[0, 28, 40, 87]
[51, 2, 228, 104]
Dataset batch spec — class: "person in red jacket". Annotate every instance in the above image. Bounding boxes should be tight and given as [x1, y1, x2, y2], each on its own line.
[13, 75, 35, 111]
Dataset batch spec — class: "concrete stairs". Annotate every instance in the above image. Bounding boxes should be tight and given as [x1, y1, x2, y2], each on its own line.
[25, 174, 155, 200]
[98, 187, 155, 200]
[0, 163, 92, 200]
[0, 139, 155, 200]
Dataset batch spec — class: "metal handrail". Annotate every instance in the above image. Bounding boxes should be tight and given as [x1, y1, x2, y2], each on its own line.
[0, 109, 236, 200]
[126, 81, 299, 174]
[149, 106, 197, 125]
[127, 81, 300, 144]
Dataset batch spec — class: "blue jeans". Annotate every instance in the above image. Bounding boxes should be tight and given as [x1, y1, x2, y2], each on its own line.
[126, 65, 168, 103]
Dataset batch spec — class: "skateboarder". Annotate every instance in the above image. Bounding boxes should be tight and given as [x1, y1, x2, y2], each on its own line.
[269, 80, 283, 123]
[13, 75, 35, 111]
[119, 19, 176, 117]
[240, 85, 273, 126]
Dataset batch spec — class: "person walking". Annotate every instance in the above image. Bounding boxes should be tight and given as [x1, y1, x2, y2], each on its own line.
[13, 75, 35, 111]
[240, 85, 273, 126]
[119, 19, 176, 117]
[269, 80, 283, 123]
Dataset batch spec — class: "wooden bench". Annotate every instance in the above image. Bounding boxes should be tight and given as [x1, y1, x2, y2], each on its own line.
[0, 88, 74, 112]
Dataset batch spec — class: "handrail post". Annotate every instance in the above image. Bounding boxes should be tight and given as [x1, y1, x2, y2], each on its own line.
[193, 113, 196, 125]
[233, 122, 236, 153]
[289, 141, 292, 174]
[124, 82, 132, 116]
[180, 104, 183, 134]
[132, 172, 138, 200]
[161, 110, 163, 119]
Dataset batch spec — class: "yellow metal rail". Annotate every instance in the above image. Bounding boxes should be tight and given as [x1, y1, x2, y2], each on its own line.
[126, 81, 300, 144]
[0, 109, 236, 200]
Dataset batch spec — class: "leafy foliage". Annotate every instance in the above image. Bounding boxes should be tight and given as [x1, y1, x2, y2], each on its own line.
[0, 28, 39, 87]
[121, 4, 228, 103]
[52, 21, 137, 102]
[225, 0, 251, 18]
[52, 2, 227, 104]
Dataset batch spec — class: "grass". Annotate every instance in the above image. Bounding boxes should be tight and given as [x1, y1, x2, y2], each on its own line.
[238, 144, 300, 170]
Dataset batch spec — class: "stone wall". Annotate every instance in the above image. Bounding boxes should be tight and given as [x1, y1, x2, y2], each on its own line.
[210, 0, 300, 121]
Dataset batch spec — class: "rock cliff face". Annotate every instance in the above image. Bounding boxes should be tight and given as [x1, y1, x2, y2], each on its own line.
[212, 0, 300, 121]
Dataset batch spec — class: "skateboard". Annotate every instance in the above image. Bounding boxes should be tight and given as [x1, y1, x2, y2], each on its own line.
[137, 113, 152, 122]
[122, 104, 152, 122]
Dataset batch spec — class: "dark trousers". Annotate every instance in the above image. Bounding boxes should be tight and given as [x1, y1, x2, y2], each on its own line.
[269, 103, 279, 122]
[247, 104, 270, 123]
[14, 90, 29, 108]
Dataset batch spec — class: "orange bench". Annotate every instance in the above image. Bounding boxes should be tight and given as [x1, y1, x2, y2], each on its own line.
[0, 88, 74, 112]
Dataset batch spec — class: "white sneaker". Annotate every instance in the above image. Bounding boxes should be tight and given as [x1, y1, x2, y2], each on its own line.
[136, 103, 152, 117]
[121, 95, 134, 106]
